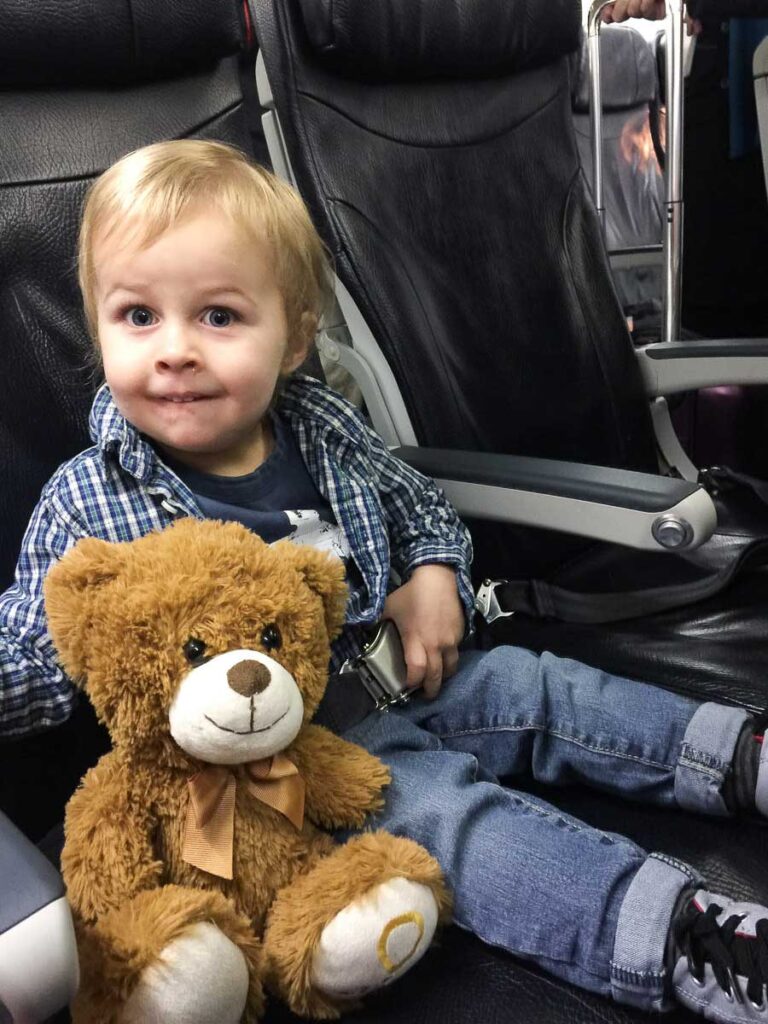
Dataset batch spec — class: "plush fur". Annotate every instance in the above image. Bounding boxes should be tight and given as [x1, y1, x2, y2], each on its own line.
[45, 519, 450, 1023]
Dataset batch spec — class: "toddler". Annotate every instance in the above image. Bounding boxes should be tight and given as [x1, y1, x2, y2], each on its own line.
[2, 139, 768, 1021]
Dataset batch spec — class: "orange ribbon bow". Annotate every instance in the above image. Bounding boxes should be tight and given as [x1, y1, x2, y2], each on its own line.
[182, 754, 305, 879]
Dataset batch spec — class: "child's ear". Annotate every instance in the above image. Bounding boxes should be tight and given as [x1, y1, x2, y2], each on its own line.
[282, 311, 317, 374]
[43, 537, 127, 683]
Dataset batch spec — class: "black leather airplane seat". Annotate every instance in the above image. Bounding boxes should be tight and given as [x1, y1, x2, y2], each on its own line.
[250, 0, 768, 710]
[248, 3, 768, 1016]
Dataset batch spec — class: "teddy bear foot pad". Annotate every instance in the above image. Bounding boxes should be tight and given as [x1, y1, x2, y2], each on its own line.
[120, 921, 250, 1024]
[311, 877, 439, 999]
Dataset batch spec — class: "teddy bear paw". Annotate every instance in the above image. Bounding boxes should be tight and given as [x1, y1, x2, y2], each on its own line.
[121, 921, 249, 1024]
[310, 877, 439, 999]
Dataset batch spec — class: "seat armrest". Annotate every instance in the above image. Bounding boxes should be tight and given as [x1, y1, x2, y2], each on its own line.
[0, 812, 78, 1023]
[637, 339, 768, 396]
[394, 447, 716, 551]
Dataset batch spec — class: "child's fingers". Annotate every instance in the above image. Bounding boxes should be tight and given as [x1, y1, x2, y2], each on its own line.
[403, 636, 428, 689]
[422, 650, 444, 700]
[402, 633, 459, 698]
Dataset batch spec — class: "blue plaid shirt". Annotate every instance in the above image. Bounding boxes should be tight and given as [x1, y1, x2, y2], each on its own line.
[0, 374, 474, 737]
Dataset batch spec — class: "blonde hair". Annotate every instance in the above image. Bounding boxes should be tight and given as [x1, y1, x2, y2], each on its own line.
[78, 139, 332, 351]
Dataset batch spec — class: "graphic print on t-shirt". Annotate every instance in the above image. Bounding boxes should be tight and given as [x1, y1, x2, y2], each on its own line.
[285, 509, 352, 562]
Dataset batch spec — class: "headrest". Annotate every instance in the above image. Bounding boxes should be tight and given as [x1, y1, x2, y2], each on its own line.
[571, 25, 657, 112]
[297, 0, 582, 80]
[0, 0, 247, 87]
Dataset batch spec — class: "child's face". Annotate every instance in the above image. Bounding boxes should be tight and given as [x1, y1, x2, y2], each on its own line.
[93, 210, 308, 476]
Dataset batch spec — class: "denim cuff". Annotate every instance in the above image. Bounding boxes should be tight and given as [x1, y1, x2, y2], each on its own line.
[610, 853, 701, 1011]
[674, 701, 751, 816]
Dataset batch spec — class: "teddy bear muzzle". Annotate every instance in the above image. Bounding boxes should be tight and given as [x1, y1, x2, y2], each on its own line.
[169, 649, 305, 765]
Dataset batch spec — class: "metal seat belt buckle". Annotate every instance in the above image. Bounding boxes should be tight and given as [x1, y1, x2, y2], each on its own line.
[475, 579, 515, 625]
[338, 620, 413, 712]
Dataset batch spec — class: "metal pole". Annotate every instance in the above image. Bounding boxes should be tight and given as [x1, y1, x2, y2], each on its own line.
[663, 0, 685, 342]
[587, 0, 616, 236]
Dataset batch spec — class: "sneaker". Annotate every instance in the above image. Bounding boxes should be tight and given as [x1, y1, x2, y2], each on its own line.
[672, 889, 768, 1020]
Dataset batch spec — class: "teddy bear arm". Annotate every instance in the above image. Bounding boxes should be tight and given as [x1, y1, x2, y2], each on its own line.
[291, 725, 391, 830]
[62, 760, 163, 923]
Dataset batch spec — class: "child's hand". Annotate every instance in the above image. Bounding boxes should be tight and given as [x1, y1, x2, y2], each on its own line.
[382, 564, 465, 700]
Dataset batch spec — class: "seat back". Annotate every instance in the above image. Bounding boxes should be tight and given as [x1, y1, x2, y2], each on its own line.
[250, 0, 659, 577]
[0, 0, 262, 838]
[571, 25, 665, 312]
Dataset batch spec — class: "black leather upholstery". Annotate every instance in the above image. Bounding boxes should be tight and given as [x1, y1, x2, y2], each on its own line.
[249, 0, 768, 1019]
[256, 2, 655, 475]
[0, 0, 244, 85]
[297, 0, 581, 79]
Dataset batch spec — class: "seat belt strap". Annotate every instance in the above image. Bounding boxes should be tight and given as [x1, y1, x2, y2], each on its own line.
[701, 465, 768, 506]
[476, 536, 768, 625]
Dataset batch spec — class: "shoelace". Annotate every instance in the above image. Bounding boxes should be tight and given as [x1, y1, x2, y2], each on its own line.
[674, 899, 768, 1008]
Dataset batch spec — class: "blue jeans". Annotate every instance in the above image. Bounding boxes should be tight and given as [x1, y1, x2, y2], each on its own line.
[341, 646, 750, 1012]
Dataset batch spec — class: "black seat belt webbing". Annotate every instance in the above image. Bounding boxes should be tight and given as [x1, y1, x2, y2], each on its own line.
[487, 537, 768, 625]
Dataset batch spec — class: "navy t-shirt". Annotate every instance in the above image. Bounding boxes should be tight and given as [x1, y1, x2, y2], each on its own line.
[163, 412, 356, 574]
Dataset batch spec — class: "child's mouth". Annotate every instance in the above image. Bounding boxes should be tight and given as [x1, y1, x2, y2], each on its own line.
[156, 393, 212, 404]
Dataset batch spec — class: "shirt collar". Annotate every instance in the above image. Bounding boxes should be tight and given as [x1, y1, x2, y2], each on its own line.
[89, 383, 157, 483]
[278, 373, 362, 447]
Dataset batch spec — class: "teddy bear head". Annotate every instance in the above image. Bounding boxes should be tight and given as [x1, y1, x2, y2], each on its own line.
[44, 519, 348, 766]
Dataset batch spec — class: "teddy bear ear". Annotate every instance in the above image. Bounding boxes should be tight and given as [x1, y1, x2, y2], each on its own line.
[43, 537, 127, 681]
[275, 542, 348, 641]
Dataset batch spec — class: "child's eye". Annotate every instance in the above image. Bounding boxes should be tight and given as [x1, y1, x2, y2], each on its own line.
[125, 306, 155, 328]
[203, 307, 236, 329]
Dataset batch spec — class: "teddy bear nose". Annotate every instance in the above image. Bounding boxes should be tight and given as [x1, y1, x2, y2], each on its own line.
[227, 659, 271, 698]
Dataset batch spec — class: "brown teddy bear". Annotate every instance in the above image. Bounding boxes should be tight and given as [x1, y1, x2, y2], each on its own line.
[44, 518, 450, 1024]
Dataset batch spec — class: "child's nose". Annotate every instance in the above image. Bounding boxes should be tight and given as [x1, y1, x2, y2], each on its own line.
[154, 327, 201, 373]
[155, 350, 200, 373]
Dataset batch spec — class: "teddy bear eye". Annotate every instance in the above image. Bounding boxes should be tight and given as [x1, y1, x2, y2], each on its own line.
[261, 624, 282, 651]
[182, 637, 208, 665]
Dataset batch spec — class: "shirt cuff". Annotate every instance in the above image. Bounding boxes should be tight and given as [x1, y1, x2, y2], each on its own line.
[402, 554, 476, 638]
